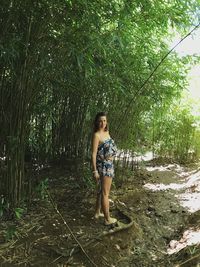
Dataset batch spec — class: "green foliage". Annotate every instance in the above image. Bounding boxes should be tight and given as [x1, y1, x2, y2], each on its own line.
[36, 178, 49, 200]
[187, 245, 198, 255]
[0, 196, 25, 221]
[14, 207, 24, 219]
[0, 197, 25, 241]
[171, 244, 200, 266]
[193, 130, 200, 159]
[0, 196, 9, 218]
[5, 225, 17, 242]
[0, 0, 199, 208]
[149, 101, 200, 162]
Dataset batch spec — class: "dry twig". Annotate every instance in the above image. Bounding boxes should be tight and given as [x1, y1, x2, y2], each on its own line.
[45, 188, 98, 267]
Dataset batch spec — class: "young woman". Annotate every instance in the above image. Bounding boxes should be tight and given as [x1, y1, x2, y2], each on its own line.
[92, 112, 117, 225]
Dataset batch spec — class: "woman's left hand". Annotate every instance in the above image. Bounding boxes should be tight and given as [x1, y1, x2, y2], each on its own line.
[93, 171, 100, 182]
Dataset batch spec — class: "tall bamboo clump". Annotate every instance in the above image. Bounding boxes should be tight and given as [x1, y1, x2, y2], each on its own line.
[29, 0, 196, 161]
[0, 0, 199, 208]
[0, 1, 66, 207]
[0, 5, 33, 206]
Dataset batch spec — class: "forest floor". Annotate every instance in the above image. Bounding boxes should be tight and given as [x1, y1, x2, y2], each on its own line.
[0, 159, 200, 267]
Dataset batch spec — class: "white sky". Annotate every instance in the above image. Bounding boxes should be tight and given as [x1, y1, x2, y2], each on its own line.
[172, 27, 200, 56]
[187, 65, 200, 101]
[170, 27, 200, 115]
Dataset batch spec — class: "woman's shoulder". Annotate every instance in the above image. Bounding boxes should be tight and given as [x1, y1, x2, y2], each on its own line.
[93, 132, 100, 139]
[107, 131, 112, 138]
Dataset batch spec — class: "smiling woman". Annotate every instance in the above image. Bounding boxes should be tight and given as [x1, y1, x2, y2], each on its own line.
[91, 112, 118, 226]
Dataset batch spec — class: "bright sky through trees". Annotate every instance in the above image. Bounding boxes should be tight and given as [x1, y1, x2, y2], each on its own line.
[187, 65, 200, 101]
[174, 27, 200, 57]
[173, 27, 200, 102]
[170, 27, 200, 119]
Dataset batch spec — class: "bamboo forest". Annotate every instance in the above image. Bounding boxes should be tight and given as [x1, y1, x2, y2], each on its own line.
[1, 0, 200, 266]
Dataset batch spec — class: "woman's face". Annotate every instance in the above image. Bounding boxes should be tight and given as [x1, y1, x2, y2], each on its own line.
[98, 116, 107, 130]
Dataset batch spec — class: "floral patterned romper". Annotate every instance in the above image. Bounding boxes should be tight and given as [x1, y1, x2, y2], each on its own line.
[96, 138, 117, 179]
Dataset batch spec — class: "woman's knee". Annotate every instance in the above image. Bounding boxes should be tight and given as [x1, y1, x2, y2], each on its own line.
[101, 189, 109, 198]
[102, 176, 112, 195]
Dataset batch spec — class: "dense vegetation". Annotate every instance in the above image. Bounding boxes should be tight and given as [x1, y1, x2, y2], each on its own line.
[0, 0, 200, 209]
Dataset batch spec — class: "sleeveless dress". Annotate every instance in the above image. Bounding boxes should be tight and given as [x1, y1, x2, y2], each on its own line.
[96, 138, 117, 178]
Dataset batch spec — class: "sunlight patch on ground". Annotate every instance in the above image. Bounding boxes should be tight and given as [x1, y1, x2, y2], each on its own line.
[146, 164, 195, 177]
[144, 168, 200, 192]
[144, 182, 185, 191]
[177, 192, 200, 213]
[144, 167, 200, 213]
[167, 228, 200, 255]
[144, 165, 200, 255]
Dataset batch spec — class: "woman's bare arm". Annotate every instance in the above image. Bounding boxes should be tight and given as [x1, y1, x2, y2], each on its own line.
[92, 133, 99, 171]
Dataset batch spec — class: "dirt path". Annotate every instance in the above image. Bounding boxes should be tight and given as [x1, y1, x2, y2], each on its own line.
[0, 162, 200, 267]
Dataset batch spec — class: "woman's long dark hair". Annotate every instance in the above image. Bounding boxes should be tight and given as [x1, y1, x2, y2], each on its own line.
[93, 112, 108, 132]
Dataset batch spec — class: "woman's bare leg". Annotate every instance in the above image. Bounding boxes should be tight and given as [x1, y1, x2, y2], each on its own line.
[95, 191, 101, 216]
[94, 178, 103, 218]
[101, 176, 112, 221]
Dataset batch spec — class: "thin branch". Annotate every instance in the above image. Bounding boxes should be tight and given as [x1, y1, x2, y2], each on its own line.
[45, 188, 98, 267]
[177, 252, 200, 266]
[115, 22, 200, 135]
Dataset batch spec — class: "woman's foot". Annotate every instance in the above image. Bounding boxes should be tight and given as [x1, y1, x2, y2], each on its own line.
[94, 212, 104, 219]
[104, 217, 117, 225]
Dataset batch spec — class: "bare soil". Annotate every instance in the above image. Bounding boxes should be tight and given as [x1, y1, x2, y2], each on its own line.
[0, 161, 200, 267]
